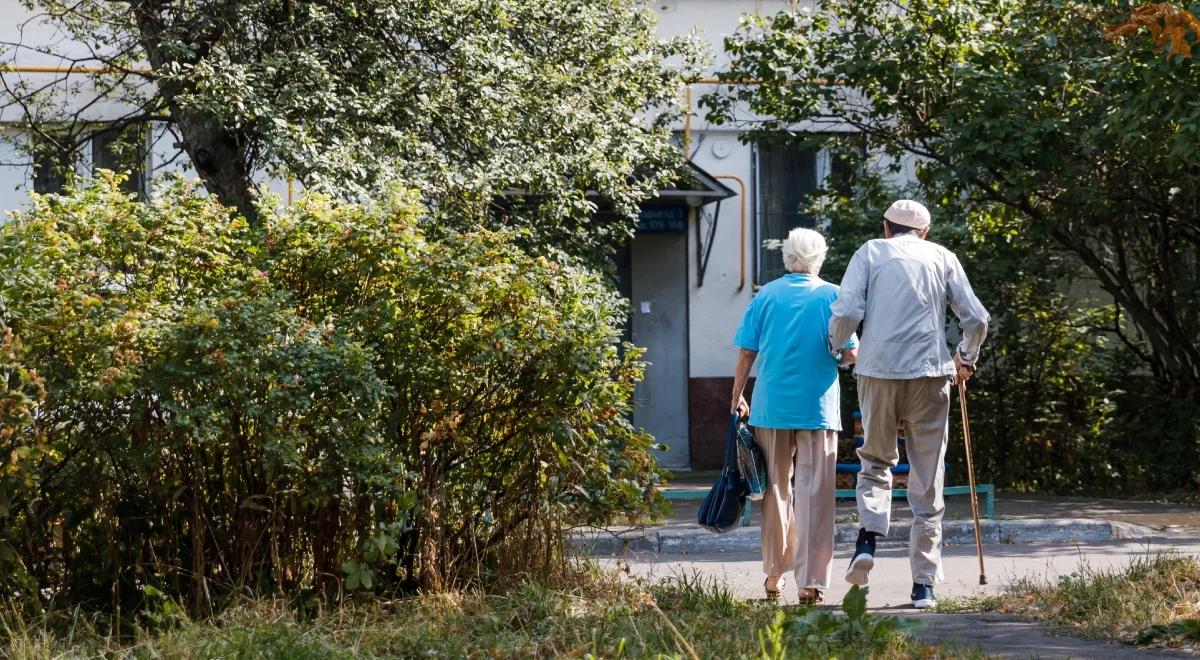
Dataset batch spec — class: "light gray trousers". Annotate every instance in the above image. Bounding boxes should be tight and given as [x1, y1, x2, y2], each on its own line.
[855, 375, 952, 584]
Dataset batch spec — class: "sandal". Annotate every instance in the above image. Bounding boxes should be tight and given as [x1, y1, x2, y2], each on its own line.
[764, 575, 786, 601]
[798, 588, 824, 605]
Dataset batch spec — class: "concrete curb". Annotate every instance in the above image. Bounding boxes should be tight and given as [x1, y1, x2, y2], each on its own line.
[571, 518, 1160, 556]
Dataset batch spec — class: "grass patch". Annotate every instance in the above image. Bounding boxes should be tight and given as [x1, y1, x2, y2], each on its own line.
[937, 552, 1200, 650]
[0, 564, 953, 658]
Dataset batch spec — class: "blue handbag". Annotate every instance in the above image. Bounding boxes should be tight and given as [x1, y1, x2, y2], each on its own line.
[697, 413, 749, 533]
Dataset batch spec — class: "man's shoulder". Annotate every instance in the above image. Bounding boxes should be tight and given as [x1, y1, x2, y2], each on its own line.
[924, 239, 957, 255]
[922, 240, 963, 267]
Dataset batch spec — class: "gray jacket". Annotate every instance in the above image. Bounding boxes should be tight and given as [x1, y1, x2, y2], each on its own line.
[828, 234, 990, 380]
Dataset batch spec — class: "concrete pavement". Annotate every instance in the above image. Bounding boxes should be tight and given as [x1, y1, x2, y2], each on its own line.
[604, 533, 1200, 608]
[574, 518, 1157, 555]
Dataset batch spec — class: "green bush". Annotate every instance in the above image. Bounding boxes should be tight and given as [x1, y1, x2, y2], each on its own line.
[0, 175, 663, 615]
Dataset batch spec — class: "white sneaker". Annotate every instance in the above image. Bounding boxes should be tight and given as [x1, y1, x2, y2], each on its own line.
[844, 552, 874, 586]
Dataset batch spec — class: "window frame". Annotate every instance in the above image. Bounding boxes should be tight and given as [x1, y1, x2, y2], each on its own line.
[89, 123, 150, 200]
[751, 135, 866, 285]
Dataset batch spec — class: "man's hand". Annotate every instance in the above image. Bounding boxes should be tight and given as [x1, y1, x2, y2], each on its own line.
[954, 353, 976, 384]
[732, 394, 750, 418]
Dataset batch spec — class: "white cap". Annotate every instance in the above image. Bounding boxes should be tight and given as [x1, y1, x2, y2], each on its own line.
[883, 199, 931, 229]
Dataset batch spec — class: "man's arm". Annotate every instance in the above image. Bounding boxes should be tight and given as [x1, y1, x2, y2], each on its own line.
[946, 252, 990, 379]
[829, 247, 869, 352]
[731, 348, 756, 416]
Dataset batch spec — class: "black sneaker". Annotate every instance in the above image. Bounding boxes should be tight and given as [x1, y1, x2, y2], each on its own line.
[911, 583, 937, 609]
[844, 528, 876, 586]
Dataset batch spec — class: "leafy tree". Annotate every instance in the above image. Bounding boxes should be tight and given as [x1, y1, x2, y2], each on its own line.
[3, 0, 700, 261]
[817, 172, 1138, 492]
[706, 0, 1200, 400]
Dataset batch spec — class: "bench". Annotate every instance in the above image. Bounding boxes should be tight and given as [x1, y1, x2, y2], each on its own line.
[663, 482, 995, 528]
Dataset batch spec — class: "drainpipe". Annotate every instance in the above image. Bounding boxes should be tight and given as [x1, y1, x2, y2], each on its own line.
[712, 175, 748, 292]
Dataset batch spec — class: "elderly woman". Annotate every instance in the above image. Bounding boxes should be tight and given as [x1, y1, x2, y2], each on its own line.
[731, 228, 856, 604]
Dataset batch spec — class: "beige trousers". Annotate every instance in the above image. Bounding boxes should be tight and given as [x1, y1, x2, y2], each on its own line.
[856, 375, 952, 585]
[756, 427, 837, 589]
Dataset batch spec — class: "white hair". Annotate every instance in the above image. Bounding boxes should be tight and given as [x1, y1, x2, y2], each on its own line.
[781, 227, 827, 273]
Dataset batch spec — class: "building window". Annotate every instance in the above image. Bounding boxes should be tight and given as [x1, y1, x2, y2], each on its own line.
[91, 124, 148, 199]
[753, 139, 859, 284]
[32, 147, 73, 195]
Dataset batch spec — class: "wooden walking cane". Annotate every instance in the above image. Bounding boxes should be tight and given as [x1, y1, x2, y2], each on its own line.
[958, 381, 988, 585]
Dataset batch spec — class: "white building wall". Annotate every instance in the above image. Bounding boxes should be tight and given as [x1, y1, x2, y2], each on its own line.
[684, 132, 755, 378]
[0, 132, 32, 213]
[657, 1, 809, 379]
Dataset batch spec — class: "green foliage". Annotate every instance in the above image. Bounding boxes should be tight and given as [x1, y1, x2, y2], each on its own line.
[708, 0, 1200, 401]
[645, 571, 739, 617]
[1136, 618, 1200, 646]
[812, 173, 1128, 491]
[10, 0, 703, 265]
[709, 1, 1200, 492]
[782, 586, 924, 658]
[0, 176, 664, 614]
[757, 610, 788, 660]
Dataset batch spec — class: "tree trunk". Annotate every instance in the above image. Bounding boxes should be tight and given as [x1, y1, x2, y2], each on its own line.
[130, 1, 261, 225]
[1054, 228, 1200, 400]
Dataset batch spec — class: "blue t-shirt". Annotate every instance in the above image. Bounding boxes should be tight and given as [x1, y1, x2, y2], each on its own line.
[733, 273, 856, 431]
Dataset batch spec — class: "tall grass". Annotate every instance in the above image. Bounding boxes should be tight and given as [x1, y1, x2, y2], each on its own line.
[939, 552, 1200, 650]
[0, 565, 938, 658]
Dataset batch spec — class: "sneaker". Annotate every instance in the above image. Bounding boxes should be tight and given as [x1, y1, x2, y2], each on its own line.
[844, 528, 876, 586]
[911, 583, 937, 609]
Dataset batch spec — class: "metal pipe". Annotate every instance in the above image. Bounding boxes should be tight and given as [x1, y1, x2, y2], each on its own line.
[0, 63, 153, 74]
[683, 85, 693, 156]
[713, 174, 748, 292]
[693, 76, 763, 85]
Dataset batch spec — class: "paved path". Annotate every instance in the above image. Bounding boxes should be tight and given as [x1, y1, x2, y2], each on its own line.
[907, 612, 1193, 659]
[611, 533, 1200, 607]
[606, 533, 1200, 658]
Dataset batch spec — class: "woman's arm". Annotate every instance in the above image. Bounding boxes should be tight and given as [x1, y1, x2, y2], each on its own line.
[731, 348, 757, 416]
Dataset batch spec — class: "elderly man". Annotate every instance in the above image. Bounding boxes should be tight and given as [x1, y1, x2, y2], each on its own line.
[828, 200, 989, 609]
[731, 227, 856, 604]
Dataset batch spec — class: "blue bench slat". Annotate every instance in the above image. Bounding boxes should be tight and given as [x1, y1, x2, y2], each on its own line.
[661, 483, 996, 526]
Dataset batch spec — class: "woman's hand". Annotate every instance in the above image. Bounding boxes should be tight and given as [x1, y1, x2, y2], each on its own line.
[732, 394, 750, 418]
